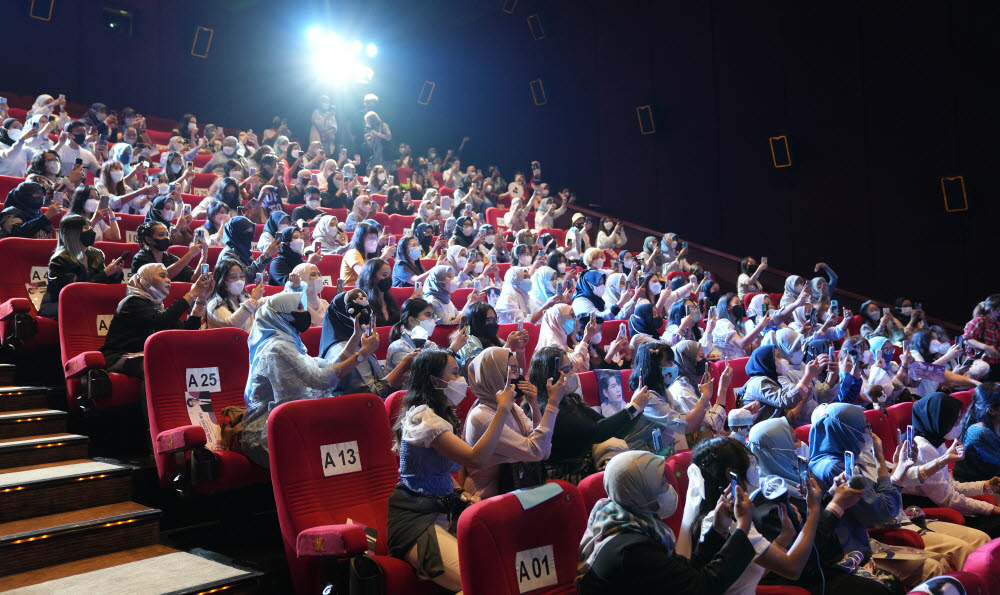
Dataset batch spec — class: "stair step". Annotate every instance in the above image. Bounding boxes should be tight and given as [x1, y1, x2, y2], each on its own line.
[0, 409, 66, 440]
[0, 364, 16, 386]
[0, 545, 259, 594]
[0, 501, 161, 576]
[0, 459, 133, 522]
[0, 387, 50, 413]
[0, 433, 89, 469]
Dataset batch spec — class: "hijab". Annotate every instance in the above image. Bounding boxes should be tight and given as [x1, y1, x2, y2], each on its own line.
[745, 344, 779, 383]
[145, 195, 174, 226]
[351, 195, 369, 219]
[468, 346, 512, 406]
[264, 210, 289, 238]
[747, 418, 804, 496]
[780, 275, 804, 307]
[3, 181, 47, 223]
[660, 233, 678, 261]
[912, 392, 962, 448]
[642, 236, 657, 256]
[629, 304, 661, 337]
[29, 94, 53, 116]
[529, 266, 558, 310]
[222, 216, 255, 263]
[423, 265, 454, 304]
[699, 279, 719, 306]
[747, 294, 768, 321]
[574, 270, 607, 311]
[673, 340, 702, 385]
[319, 291, 371, 356]
[578, 451, 676, 585]
[808, 403, 867, 461]
[127, 263, 168, 309]
[810, 277, 829, 303]
[248, 291, 308, 364]
[289, 262, 322, 302]
[276, 227, 304, 266]
[537, 304, 575, 350]
[605, 273, 626, 305]
[0, 118, 19, 147]
[415, 222, 434, 253]
[496, 266, 530, 316]
[451, 215, 474, 248]
[109, 143, 133, 176]
[774, 328, 804, 363]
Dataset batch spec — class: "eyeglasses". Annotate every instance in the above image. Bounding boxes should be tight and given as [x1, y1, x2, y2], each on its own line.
[484, 317, 498, 324]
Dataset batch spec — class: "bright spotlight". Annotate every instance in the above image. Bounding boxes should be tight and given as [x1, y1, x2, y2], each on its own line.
[306, 27, 323, 44]
[353, 63, 374, 83]
[351, 40, 362, 54]
[366, 43, 377, 57]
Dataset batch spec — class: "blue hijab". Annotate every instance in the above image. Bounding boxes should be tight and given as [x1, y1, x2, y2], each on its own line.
[424, 265, 454, 305]
[247, 291, 307, 367]
[629, 303, 661, 337]
[745, 344, 779, 383]
[574, 270, 607, 311]
[529, 265, 557, 306]
[748, 418, 804, 496]
[264, 210, 290, 238]
[109, 143, 133, 176]
[222, 216, 255, 264]
[808, 403, 867, 462]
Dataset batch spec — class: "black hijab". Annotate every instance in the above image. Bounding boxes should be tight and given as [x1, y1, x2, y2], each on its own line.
[451, 215, 475, 248]
[265, 210, 289, 238]
[319, 291, 373, 357]
[415, 222, 433, 253]
[3, 181, 46, 219]
[0, 118, 18, 147]
[745, 345, 779, 383]
[912, 392, 962, 448]
[222, 216, 255, 263]
[276, 226, 304, 265]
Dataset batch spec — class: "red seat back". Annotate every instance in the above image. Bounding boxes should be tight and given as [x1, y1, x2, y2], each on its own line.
[386, 214, 416, 234]
[268, 394, 398, 595]
[167, 245, 223, 269]
[537, 228, 566, 247]
[796, 424, 812, 444]
[952, 389, 975, 416]
[388, 286, 414, 306]
[847, 314, 863, 337]
[93, 241, 136, 273]
[0, 238, 57, 311]
[864, 408, 895, 460]
[301, 326, 322, 357]
[191, 172, 219, 190]
[315, 254, 343, 284]
[457, 480, 586, 595]
[143, 328, 260, 492]
[743, 292, 763, 310]
[0, 176, 25, 203]
[497, 322, 540, 361]
[451, 287, 473, 311]
[117, 213, 146, 243]
[396, 167, 412, 184]
[485, 207, 507, 228]
[708, 357, 749, 410]
[577, 472, 607, 513]
[664, 451, 692, 534]
[886, 402, 914, 439]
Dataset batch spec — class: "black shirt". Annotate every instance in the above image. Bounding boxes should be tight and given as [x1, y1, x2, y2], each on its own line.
[131, 248, 193, 282]
[291, 205, 323, 222]
[547, 396, 637, 463]
[100, 295, 201, 367]
[39, 248, 121, 319]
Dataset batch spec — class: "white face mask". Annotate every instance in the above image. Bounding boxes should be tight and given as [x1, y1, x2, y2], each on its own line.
[519, 256, 532, 266]
[222, 146, 235, 156]
[291, 149, 301, 159]
[900, 306, 913, 316]
[441, 197, 452, 211]
[418, 318, 436, 336]
[290, 239, 305, 253]
[110, 170, 124, 183]
[170, 164, 182, 173]
[594, 285, 605, 298]
[557, 263, 566, 273]
[564, 373, 580, 395]
[485, 235, 496, 244]
[157, 183, 170, 196]
[227, 280, 245, 295]
[944, 424, 961, 441]
[307, 199, 320, 209]
[654, 484, 678, 518]
[455, 257, 468, 269]
[862, 350, 874, 365]
[745, 466, 760, 491]
[787, 350, 804, 366]
[929, 339, 951, 356]
[443, 377, 468, 406]
[593, 260, 605, 270]
[7, 128, 22, 142]
[775, 358, 791, 376]
[84, 198, 99, 213]
[365, 238, 378, 253]
[518, 278, 533, 292]
[648, 282, 662, 295]
[590, 332, 603, 344]
[161, 209, 175, 221]
[473, 262, 484, 274]
[46, 161, 61, 174]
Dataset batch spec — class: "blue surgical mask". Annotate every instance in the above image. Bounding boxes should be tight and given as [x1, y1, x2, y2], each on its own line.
[561, 319, 576, 335]
[408, 246, 422, 260]
[660, 364, 680, 386]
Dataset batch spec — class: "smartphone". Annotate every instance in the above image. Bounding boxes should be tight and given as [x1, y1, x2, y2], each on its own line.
[682, 242, 689, 249]
[830, 299, 839, 317]
[517, 320, 524, 332]
[183, 204, 192, 216]
[957, 336, 965, 348]
[255, 272, 263, 286]
[0, 97, 6, 105]
[59, 93, 65, 100]
[761, 302, 769, 316]
[463, 325, 471, 338]
[651, 428, 663, 453]
[310, 173, 318, 183]
[556, 281, 564, 294]
[249, 167, 257, 176]
[844, 451, 855, 478]
[828, 345, 836, 362]
[201, 263, 209, 275]
[906, 425, 915, 460]
[75, 158, 83, 166]
[589, 311, 596, 324]
[761, 256, 768, 264]
[882, 307, 890, 317]
[798, 461, 810, 497]
[729, 471, 740, 502]
[119, 250, 131, 262]
[99, 195, 110, 211]
[336, 279, 345, 292]
[490, 254, 498, 264]
[169, 183, 177, 193]
[709, 306, 718, 318]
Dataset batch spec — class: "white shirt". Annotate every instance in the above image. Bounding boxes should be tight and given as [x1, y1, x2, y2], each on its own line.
[0, 140, 33, 177]
[701, 511, 770, 595]
[55, 143, 99, 176]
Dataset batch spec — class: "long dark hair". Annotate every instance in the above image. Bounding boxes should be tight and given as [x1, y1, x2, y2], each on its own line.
[629, 341, 675, 394]
[910, 329, 933, 363]
[739, 256, 756, 276]
[690, 437, 753, 545]
[960, 383, 1000, 438]
[358, 258, 398, 321]
[390, 297, 432, 342]
[69, 185, 96, 218]
[459, 302, 503, 348]
[715, 292, 745, 336]
[27, 150, 58, 176]
[212, 258, 246, 308]
[528, 346, 582, 410]
[391, 349, 461, 453]
[350, 222, 377, 258]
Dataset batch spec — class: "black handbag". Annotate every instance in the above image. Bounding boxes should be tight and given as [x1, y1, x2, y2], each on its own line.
[496, 460, 547, 494]
[349, 555, 384, 595]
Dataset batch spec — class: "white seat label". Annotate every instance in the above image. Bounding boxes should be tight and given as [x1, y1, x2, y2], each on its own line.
[96, 315, 113, 336]
[28, 266, 47, 284]
[515, 545, 556, 592]
[321, 440, 361, 477]
[322, 275, 333, 286]
[185, 367, 221, 392]
[125, 230, 137, 243]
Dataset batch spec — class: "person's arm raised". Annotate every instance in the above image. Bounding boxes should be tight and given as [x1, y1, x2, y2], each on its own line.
[431, 384, 516, 469]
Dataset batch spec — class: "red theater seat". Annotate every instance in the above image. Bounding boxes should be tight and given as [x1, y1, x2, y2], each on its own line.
[796, 424, 811, 444]
[538, 228, 566, 247]
[497, 322, 540, 361]
[315, 254, 343, 283]
[143, 328, 269, 493]
[864, 408, 895, 460]
[663, 450, 692, 534]
[457, 480, 586, 595]
[267, 394, 438, 595]
[708, 357, 749, 411]
[0, 238, 60, 352]
[885, 402, 914, 439]
[743, 292, 763, 310]
[301, 326, 322, 357]
[396, 167, 412, 184]
[451, 287, 473, 311]
[388, 286, 414, 306]
[387, 214, 416, 234]
[847, 315, 863, 338]
[0, 175, 25, 202]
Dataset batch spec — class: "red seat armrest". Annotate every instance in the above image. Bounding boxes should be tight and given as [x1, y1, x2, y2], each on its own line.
[154, 425, 207, 454]
[64, 351, 105, 378]
[296, 524, 368, 558]
[868, 527, 924, 549]
[0, 298, 32, 320]
[923, 507, 965, 525]
[972, 493, 997, 506]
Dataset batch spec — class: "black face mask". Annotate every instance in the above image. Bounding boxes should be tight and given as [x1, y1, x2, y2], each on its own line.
[79, 229, 97, 247]
[73, 133, 86, 145]
[377, 277, 392, 293]
[730, 305, 746, 320]
[694, 359, 707, 376]
[288, 310, 312, 333]
[484, 322, 499, 337]
[223, 192, 238, 204]
[150, 237, 171, 251]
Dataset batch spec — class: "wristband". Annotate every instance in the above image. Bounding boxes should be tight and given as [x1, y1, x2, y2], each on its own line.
[626, 405, 638, 419]
[825, 502, 845, 518]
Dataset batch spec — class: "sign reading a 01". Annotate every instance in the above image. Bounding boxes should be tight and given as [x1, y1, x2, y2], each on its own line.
[515, 545, 556, 592]
[185, 367, 221, 392]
